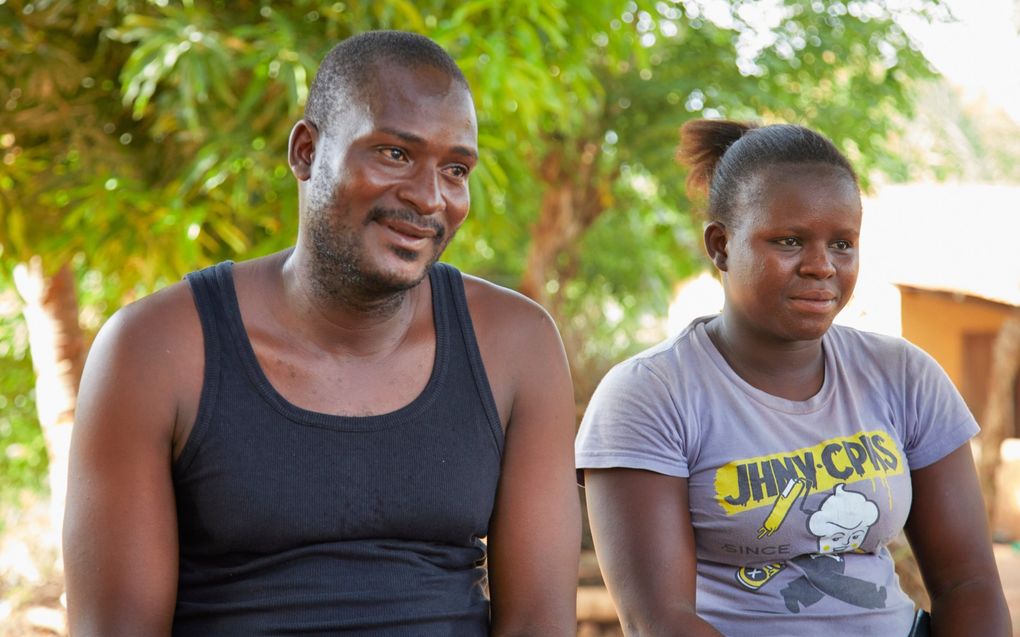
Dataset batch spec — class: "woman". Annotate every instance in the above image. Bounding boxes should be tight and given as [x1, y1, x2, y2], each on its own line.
[576, 119, 1010, 636]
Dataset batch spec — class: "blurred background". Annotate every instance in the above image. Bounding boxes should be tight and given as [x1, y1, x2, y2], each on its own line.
[1, 0, 1019, 634]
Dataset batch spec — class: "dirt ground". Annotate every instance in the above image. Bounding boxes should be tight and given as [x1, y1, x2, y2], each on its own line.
[0, 496, 64, 637]
[996, 543, 1020, 636]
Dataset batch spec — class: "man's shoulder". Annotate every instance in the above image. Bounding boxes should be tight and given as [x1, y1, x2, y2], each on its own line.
[459, 272, 558, 337]
[109, 277, 198, 338]
[456, 272, 568, 394]
[78, 276, 205, 445]
[91, 277, 202, 374]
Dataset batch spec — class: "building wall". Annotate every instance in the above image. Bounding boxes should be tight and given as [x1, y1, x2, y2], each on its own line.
[899, 286, 1017, 422]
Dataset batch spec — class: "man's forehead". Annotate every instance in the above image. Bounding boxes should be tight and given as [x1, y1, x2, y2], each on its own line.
[364, 66, 476, 130]
[361, 60, 470, 102]
[314, 59, 476, 150]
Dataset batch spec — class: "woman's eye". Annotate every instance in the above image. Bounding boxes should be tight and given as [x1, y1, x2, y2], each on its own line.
[832, 240, 852, 250]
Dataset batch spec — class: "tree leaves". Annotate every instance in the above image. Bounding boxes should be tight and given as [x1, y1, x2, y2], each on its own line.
[0, 0, 948, 388]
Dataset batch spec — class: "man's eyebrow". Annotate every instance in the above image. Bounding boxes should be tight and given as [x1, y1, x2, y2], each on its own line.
[379, 127, 424, 144]
[451, 145, 478, 161]
[378, 127, 478, 161]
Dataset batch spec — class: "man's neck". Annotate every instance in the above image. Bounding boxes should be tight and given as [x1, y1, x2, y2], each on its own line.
[272, 248, 427, 358]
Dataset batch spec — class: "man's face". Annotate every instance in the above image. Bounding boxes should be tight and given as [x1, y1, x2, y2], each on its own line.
[720, 163, 862, 344]
[300, 63, 478, 298]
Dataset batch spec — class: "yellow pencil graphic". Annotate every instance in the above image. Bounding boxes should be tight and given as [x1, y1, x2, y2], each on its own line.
[757, 477, 807, 538]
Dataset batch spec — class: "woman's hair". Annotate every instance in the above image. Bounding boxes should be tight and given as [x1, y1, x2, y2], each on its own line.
[677, 119, 858, 224]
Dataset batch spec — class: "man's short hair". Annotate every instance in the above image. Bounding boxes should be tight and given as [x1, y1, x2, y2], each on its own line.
[304, 30, 468, 134]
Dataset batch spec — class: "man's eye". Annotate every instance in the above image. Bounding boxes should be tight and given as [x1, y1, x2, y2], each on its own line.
[832, 240, 852, 250]
[447, 165, 468, 178]
[381, 148, 407, 161]
[778, 237, 800, 247]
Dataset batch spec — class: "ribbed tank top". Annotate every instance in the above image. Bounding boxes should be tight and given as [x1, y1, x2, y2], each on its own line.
[172, 261, 504, 636]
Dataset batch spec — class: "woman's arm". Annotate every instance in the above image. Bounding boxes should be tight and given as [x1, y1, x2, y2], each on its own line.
[585, 468, 724, 637]
[904, 442, 1011, 636]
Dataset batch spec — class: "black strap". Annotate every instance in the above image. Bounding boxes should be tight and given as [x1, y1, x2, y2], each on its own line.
[907, 609, 931, 637]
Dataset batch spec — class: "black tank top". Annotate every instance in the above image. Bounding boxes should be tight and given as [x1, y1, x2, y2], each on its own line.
[172, 261, 503, 636]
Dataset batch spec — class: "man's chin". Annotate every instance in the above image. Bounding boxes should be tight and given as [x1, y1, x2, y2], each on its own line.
[364, 258, 435, 293]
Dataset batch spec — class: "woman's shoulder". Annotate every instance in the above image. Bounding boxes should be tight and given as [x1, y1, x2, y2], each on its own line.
[826, 322, 904, 349]
[614, 318, 711, 377]
[826, 324, 948, 385]
[826, 323, 919, 363]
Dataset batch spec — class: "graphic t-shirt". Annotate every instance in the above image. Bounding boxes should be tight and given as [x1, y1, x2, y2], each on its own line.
[575, 317, 978, 636]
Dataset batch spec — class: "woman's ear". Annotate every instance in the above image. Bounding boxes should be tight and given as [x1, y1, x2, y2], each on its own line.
[288, 120, 318, 181]
[704, 221, 729, 272]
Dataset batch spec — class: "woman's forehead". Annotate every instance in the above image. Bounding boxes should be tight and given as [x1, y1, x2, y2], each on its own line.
[734, 163, 861, 226]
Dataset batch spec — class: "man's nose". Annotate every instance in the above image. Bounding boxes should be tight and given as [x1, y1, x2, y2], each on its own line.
[397, 165, 444, 215]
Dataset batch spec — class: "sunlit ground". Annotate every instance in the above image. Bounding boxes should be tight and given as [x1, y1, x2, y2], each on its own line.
[0, 493, 64, 637]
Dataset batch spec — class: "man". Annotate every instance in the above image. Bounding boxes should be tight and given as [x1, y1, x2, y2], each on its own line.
[63, 31, 580, 636]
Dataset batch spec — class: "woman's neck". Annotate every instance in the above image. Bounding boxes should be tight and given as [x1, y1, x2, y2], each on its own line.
[705, 314, 826, 401]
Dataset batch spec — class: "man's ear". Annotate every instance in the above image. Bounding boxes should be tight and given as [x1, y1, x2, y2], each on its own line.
[704, 221, 729, 272]
[288, 120, 317, 181]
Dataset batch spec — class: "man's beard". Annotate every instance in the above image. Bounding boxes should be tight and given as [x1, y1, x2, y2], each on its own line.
[305, 202, 451, 305]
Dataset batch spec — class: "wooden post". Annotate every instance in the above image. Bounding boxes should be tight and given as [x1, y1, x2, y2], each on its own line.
[979, 311, 1020, 521]
[13, 257, 85, 557]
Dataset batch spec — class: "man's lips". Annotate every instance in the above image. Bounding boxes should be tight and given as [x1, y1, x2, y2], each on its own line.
[380, 218, 438, 240]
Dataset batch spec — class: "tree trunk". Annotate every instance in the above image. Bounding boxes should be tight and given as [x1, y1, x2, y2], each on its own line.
[978, 311, 1020, 518]
[518, 140, 611, 308]
[13, 257, 85, 555]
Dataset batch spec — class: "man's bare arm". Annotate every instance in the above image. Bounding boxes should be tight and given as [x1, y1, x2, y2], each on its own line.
[63, 285, 196, 637]
[477, 293, 581, 637]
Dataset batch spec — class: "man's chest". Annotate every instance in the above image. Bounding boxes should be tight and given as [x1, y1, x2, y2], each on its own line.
[252, 334, 437, 417]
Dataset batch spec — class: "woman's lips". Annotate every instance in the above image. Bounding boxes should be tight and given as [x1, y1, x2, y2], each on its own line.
[789, 290, 837, 313]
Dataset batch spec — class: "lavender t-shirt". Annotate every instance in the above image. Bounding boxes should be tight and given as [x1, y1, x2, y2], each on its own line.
[576, 317, 978, 636]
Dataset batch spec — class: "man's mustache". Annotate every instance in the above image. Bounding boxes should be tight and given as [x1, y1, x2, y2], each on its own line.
[367, 207, 445, 241]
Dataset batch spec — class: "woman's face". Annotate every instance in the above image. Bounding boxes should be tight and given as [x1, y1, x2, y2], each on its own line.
[714, 162, 862, 344]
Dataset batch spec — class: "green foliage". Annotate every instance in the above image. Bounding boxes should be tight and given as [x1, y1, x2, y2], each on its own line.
[0, 251, 126, 508]
[0, 304, 46, 509]
[891, 78, 1020, 183]
[0, 0, 953, 495]
[1, 0, 945, 290]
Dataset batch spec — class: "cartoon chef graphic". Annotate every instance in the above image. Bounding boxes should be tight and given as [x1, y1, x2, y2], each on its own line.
[779, 483, 887, 612]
